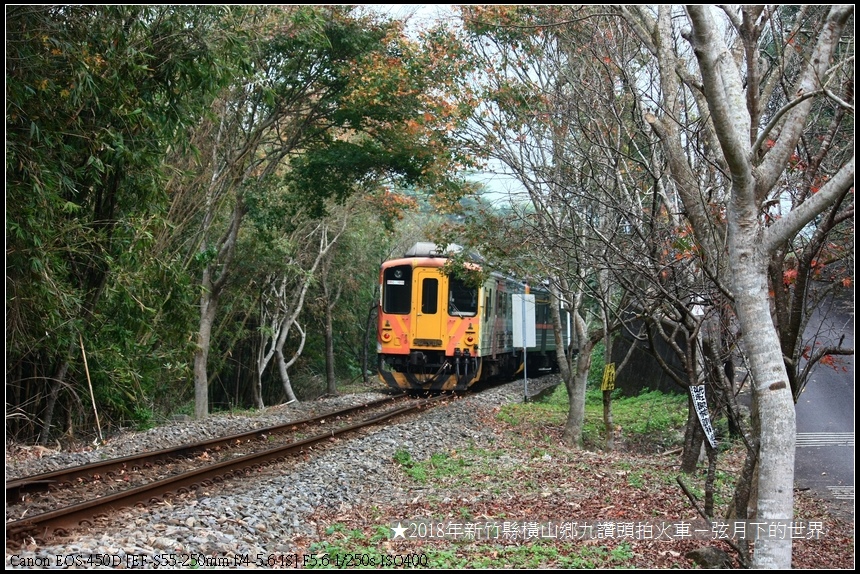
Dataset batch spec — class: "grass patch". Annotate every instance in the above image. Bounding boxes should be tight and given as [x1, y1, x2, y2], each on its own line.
[496, 381, 687, 453]
[680, 440, 748, 510]
[497, 392, 568, 428]
[393, 447, 516, 487]
[626, 469, 646, 489]
[307, 525, 635, 570]
[335, 377, 387, 395]
[589, 388, 686, 436]
[424, 541, 635, 569]
[305, 523, 393, 568]
[392, 449, 427, 483]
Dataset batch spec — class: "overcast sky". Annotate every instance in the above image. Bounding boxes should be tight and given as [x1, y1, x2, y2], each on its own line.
[366, 4, 456, 31]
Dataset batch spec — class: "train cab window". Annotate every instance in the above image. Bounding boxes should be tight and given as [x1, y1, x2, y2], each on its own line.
[421, 278, 438, 314]
[448, 276, 477, 317]
[383, 265, 412, 314]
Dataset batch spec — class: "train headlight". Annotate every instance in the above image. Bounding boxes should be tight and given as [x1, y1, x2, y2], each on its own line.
[465, 335, 475, 345]
[382, 331, 392, 342]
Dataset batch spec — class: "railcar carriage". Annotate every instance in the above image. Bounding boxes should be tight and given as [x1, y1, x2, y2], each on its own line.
[377, 242, 568, 393]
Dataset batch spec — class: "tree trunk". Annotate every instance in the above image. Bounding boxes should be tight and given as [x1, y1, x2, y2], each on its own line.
[324, 293, 337, 395]
[362, 302, 377, 386]
[625, 5, 852, 568]
[251, 339, 265, 409]
[704, 442, 717, 518]
[602, 389, 614, 451]
[703, 318, 744, 439]
[37, 345, 74, 445]
[274, 320, 306, 404]
[193, 197, 245, 419]
[194, 281, 218, 419]
[730, 215, 796, 569]
[562, 337, 593, 448]
[601, 327, 614, 451]
[551, 283, 591, 449]
[276, 348, 298, 403]
[680, 395, 705, 473]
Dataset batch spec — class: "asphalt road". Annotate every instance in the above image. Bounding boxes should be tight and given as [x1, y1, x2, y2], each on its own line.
[793, 293, 854, 519]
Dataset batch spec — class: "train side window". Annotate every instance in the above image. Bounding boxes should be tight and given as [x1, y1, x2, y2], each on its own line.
[448, 276, 477, 317]
[536, 300, 549, 323]
[484, 290, 491, 320]
[421, 278, 438, 314]
[383, 265, 412, 314]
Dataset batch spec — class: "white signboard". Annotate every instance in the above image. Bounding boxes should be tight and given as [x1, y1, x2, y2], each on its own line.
[690, 385, 717, 448]
[512, 294, 536, 348]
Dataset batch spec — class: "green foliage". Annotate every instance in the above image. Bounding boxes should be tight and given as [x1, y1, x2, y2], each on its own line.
[195, 5, 477, 411]
[131, 406, 156, 431]
[5, 4, 479, 440]
[288, 139, 433, 218]
[588, 341, 607, 386]
[442, 255, 491, 289]
[626, 470, 646, 489]
[424, 452, 472, 481]
[5, 5, 246, 440]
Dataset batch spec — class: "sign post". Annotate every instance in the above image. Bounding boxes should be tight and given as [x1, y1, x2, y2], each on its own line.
[512, 294, 536, 402]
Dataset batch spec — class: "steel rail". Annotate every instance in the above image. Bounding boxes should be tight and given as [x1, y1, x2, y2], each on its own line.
[6, 395, 446, 544]
[7, 395, 404, 501]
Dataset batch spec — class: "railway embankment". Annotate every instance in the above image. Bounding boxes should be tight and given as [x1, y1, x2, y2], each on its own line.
[5, 376, 852, 569]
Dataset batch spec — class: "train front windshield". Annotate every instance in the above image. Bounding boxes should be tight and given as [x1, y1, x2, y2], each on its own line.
[383, 265, 412, 314]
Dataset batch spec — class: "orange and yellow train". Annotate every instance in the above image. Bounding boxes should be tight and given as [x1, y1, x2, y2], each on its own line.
[377, 243, 569, 393]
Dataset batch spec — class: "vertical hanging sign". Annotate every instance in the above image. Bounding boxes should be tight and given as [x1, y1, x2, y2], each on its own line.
[601, 363, 616, 391]
[690, 385, 717, 448]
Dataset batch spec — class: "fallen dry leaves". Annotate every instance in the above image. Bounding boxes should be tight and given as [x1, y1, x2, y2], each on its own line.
[304, 407, 854, 569]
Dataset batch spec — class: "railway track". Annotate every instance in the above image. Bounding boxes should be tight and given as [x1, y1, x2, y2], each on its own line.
[6, 393, 450, 545]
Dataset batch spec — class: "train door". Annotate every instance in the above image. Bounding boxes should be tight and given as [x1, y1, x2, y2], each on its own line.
[413, 269, 444, 347]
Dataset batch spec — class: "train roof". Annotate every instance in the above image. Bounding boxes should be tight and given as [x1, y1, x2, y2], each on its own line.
[382, 243, 554, 294]
[403, 242, 485, 262]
